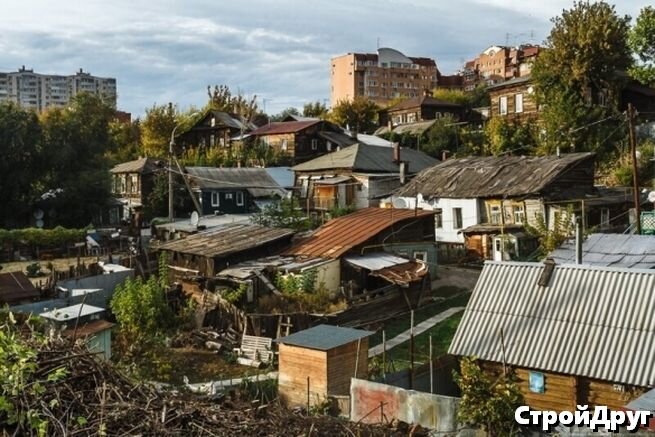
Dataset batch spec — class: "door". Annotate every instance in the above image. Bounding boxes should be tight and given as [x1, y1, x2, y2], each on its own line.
[493, 237, 503, 261]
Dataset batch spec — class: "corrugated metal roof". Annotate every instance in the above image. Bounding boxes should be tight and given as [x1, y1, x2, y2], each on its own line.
[285, 207, 435, 259]
[0, 272, 40, 305]
[291, 143, 437, 173]
[550, 234, 655, 269]
[344, 252, 410, 271]
[264, 167, 294, 188]
[185, 167, 287, 198]
[41, 304, 105, 322]
[157, 223, 294, 258]
[275, 324, 373, 351]
[111, 157, 162, 174]
[449, 261, 655, 387]
[396, 153, 594, 200]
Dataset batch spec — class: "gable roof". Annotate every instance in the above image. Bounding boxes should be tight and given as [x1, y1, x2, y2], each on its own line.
[111, 157, 162, 174]
[386, 96, 462, 112]
[487, 75, 532, 91]
[157, 223, 295, 258]
[395, 152, 594, 199]
[182, 110, 255, 133]
[250, 120, 321, 136]
[185, 167, 287, 198]
[276, 324, 373, 351]
[291, 143, 438, 173]
[449, 261, 655, 387]
[0, 271, 40, 305]
[550, 234, 655, 269]
[285, 207, 434, 258]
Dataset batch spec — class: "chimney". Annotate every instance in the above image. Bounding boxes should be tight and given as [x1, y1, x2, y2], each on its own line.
[399, 162, 408, 184]
[575, 216, 583, 265]
[392, 142, 400, 163]
[538, 258, 556, 287]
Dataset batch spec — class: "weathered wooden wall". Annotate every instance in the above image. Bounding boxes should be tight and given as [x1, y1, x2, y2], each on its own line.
[278, 344, 327, 407]
[326, 339, 368, 396]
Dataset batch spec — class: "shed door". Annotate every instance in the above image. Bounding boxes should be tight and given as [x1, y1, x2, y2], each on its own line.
[493, 237, 503, 261]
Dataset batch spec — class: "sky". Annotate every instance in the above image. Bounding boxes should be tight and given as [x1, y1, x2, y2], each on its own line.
[0, 0, 649, 116]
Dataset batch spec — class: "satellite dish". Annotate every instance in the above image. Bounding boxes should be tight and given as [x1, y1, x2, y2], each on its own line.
[392, 197, 408, 209]
[35, 219, 44, 228]
[648, 191, 655, 204]
[33, 209, 44, 220]
[190, 211, 200, 227]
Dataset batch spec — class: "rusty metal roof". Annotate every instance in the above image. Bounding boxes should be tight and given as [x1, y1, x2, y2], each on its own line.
[157, 223, 295, 258]
[285, 207, 434, 259]
[396, 152, 595, 200]
[0, 272, 40, 305]
[449, 261, 655, 387]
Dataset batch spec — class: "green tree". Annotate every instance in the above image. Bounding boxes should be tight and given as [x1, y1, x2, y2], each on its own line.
[251, 198, 312, 231]
[422, 114, 460, 157]
[532, 1, 631, 156]
[270, 107, 300, 122]
[0, 103, 44, 228]
[302, 101, 328, 118]
[454, 357, 524, 436]
[141, 103, 177, 157]
[107, 119, 142, 164]
[207, 84, 265, 124]
[629, 6, 655, 86]
[525, 206, 576, 258]
[110, 255, 174, 357]
[328, 97, 379, 134]
[484, 117, 539, 156]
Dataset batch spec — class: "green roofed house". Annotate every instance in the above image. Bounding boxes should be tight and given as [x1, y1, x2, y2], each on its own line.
[292, 142, 437, 214]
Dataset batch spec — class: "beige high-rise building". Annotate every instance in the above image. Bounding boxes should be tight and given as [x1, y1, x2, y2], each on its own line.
[330, 48, 438, 107]
[0, 66, 117, 112]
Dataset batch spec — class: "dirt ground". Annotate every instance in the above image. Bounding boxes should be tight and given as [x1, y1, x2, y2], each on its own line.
[432, 265, 481, 292]
[1, 256, 101, 285]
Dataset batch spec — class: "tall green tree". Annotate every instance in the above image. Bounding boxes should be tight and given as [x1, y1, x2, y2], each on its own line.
[0, 103, 44, 227]
[302, 101, 328, 118]
[629, 6, 655, 86]
[531, 1, 632, 157]
[141, 103, 177, 157]
[329, 97, 379, 134]
[270, 107, 300, 122]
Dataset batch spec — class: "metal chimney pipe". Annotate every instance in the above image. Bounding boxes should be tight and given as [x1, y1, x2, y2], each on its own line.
[575, 216, 583, 265]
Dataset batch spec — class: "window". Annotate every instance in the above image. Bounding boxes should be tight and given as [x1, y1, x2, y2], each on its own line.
[513, 205, 525, 224]
[490, 204, 502, 224]
[236, 191, 244, 206]
[453, 208, 463, 229]
[311, 139, 318, 150]
[211, 192, 220, 207]
[600, 208, 610, 229]
[413, 251, 427, 262]
[435, 209, 443, 229]
[499, 96, 508, 115]
[515, 93, 523, 113]
[281, 139, 288, 151]
[225, 193, 233, 200]
[130, 175, 139, 194]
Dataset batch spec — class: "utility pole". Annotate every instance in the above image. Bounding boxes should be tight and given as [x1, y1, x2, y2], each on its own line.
[628, 103, 641, 234]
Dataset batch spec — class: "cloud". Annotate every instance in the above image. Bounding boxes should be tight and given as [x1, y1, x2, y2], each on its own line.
[0, 0, 650, 116]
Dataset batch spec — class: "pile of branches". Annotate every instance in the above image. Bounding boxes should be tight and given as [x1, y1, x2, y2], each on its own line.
[1, 324, 426, 436]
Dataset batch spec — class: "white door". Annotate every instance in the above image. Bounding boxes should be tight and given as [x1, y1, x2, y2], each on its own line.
[493, 237, 503, 261]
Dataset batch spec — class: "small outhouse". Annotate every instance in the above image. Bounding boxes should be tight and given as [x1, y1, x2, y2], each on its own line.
[276, 324, 372, 408]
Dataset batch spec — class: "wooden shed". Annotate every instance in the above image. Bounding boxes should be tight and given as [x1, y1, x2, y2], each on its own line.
[275, 325, 372, 408]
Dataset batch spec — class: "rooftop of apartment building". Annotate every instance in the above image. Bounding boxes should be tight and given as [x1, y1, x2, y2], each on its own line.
[334, 47, 437, 68]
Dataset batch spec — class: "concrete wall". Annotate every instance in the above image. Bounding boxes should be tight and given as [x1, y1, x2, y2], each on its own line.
[350, 378, 460, 432]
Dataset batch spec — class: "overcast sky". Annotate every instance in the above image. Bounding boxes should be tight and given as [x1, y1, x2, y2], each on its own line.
[0, 0, 648, 116]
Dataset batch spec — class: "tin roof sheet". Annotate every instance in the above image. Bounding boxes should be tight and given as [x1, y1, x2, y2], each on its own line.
[275, 324, 373, 351]
[40, 304, 105, 322]
[449, 261, 655, 387]
[344, 252, 410, 271]
[185, 167, 287, 198]
[550, 234, 655, 269]
[285, 207, 435, 259]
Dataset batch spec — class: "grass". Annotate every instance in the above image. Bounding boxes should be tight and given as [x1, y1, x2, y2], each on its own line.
[368, 290, 470, 347]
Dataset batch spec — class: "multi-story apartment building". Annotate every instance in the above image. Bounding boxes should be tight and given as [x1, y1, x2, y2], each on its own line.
[0, 66, 117, 111]
[330, 48, 439, 107]
[462, 45, 541, 91]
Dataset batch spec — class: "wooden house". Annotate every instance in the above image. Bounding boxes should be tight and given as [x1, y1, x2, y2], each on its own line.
[156, 223, 295, 277]
[394, 153, 634, 261]
[0, 271, 40, 306]
[449, 261, 655, 412]
[110, 157, 163, 225]
[184, 167, 287, 215]
[176, 110, 256, 150]
[276, 324, 372, 408]
[292, 143, 437, 213]
[487, 76, 538, 121]
[378, 92, 464, 127]
[249, 120, 343, 164]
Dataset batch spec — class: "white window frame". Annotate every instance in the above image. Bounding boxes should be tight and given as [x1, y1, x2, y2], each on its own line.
[236, 191, 244, 206]
[211, 192, 220, 207]
[225, 193, 233, 200]
[281, 139, 288, 151]
[311, 139, 318, 151]
[513, 205, 525, 224]
[435, 209, 443, 229]
[490, 204, 502, 225]
[453, 207, 463, 230]
[515, 93, 523, 113]
[499, 96, 508, 115]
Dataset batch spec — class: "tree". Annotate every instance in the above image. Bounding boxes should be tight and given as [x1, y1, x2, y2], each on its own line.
[140, 103, 177, 157]
[531, 1, 631, 156]
[629, 6, 655, 86]
[484, 117, 539, 156]
[251, 198, 312, 231]
[328, 97, 379, 134]
[0, 103, 44, 228]
[302, 101, 328, 118]
[107, 119, 142, 164]
[422, 114, 460, 157]
[270, 107, 300, 122]
[454, 357, 524, 436]
[207, 84, 264, 124]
